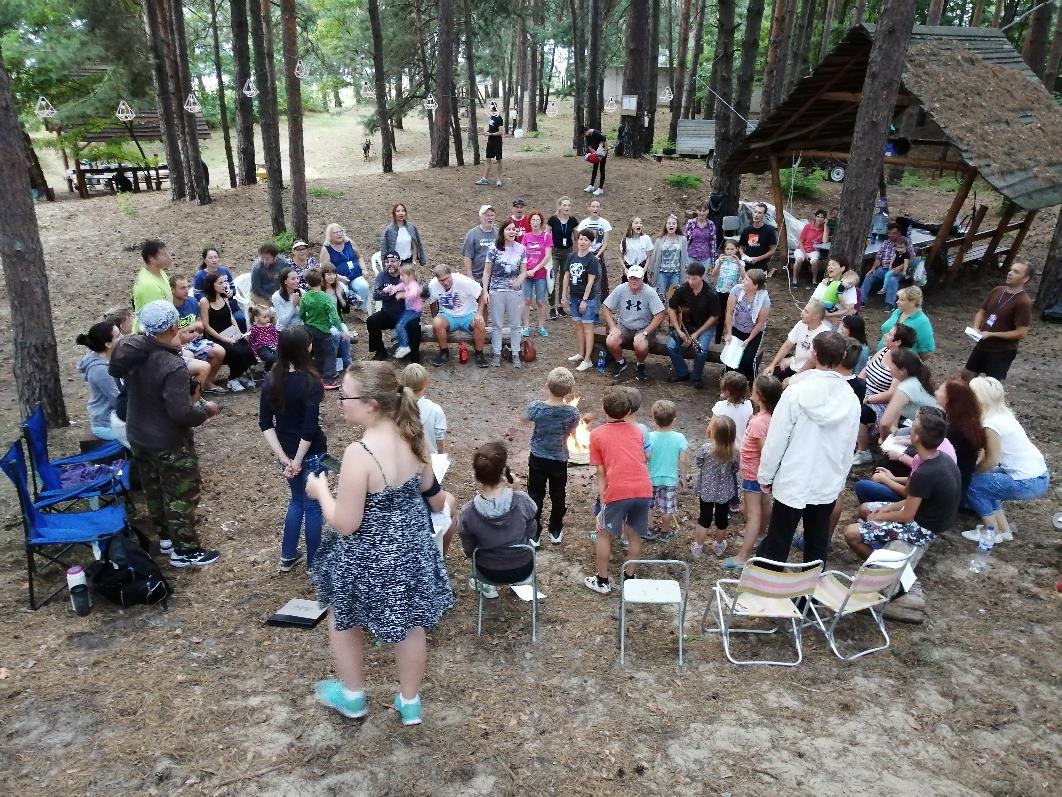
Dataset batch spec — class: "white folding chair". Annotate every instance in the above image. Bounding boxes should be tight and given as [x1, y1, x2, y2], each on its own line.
[471, 543, 538, 642]
[807, 549, 916, 661]
[620, 559, 690, 666]
[232, 272, 254, 319]
[703, 557, 823, 667]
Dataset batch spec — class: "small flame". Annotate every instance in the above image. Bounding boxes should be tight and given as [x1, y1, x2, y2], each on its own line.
[566, 395, 591, 463]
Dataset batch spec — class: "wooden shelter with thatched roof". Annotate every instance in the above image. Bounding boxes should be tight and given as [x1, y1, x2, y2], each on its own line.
[725, 24, 1062, 280]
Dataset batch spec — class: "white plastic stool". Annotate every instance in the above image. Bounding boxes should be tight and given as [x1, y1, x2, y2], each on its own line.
[619, 559, 690, 666]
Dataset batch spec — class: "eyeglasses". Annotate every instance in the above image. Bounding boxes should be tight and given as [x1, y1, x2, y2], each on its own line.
[337, 392, 367, 402]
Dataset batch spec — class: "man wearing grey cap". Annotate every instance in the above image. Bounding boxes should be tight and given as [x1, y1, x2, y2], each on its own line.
[109, 300, 222, 568]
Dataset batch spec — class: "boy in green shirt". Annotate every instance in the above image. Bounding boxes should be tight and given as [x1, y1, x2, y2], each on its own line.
[132, 239, 173, 332]
[298, 268, 343, 388]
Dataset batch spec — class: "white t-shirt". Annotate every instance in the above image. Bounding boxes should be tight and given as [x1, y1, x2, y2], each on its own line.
[395, 226, 413, 261]
[985, 412, 1047, 480]
[428, 272, 482, 316]
[712, 399, 754, 448]
[622, 234, 654, 266]
[577, 216, 613, 255]
[418, 396, 447, 455]
[787, 320, 832, 372]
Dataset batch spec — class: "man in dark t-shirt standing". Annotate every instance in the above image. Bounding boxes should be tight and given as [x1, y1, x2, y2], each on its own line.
[962, 261, 1033, 382]
[476, 104, 505, 187]
[739, 202, 779, 273]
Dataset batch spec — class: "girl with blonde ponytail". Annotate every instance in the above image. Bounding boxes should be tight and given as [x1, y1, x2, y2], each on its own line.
[305, 360, 453, 727]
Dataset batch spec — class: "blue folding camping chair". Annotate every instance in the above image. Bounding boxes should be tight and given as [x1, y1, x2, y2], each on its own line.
[22, 404, 127, 500]
[1, 439, 128, 609]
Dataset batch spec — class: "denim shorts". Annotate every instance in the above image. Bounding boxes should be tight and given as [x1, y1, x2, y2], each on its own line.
[523, 279, 548, 302]
[741, 479, 761, 493]
[441, 310, 477, 333]
[599, 497, 652, 538]
[569, 298, 600, 324]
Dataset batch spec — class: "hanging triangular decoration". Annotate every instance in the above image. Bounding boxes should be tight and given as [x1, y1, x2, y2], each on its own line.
[605, 96, 616, 113]
[294, 59, 309, 79]
[242, 77, 259, 98]
[423, 92, 438, 111]
[545, 100, 558, 118]
[116, 100, 136, 122]
[660, 86, 674, 103]
[362, 80, 375, 95]
[183, 93, 202, 113]
[35, 96, 57, 119]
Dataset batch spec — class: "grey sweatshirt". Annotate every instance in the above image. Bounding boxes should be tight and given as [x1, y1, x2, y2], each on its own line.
[458, 488, 537, 571]
[77, 351, 120, 433]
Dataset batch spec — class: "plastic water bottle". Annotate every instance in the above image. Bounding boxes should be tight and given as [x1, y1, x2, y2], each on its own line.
[459, 341, 469, 364]
[67, 565, 92, 616]
[968, 524, 995, 574]
[596, 347, 606, 373]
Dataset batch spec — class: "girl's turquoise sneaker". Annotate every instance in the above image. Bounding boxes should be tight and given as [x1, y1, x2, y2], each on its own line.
[315, 679, 368, 719]
[393, 693, 422, 726]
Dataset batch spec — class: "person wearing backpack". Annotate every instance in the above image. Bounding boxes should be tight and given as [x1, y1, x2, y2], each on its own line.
[109, 300, 222, 568]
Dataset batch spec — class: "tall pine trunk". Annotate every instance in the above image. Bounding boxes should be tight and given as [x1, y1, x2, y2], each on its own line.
[156, 0, 193, 198]
[462, 0, 481, 164]
[569, 0, 587, 150]
[168, 0, 210, 203]
[645, 0, 661, 144]
[1022, 0, 1053, 80]
[0, 62, 68, 426]
[515, 8, 527, 130]
[683, 0, 707, 119]
[761, 0, 793, 118]
[622, 0, 651, 157]
[1045, 5, 1062, 91]
[413, 4, 436, 154]
[251, 0, 285, 233]
[230, 0, 256, 185]
[667, 0, 692, 142]
[1035, 209, 1062, 307]
[833, 0, 917, 269]
[281, 0, 307, 241]
[586, 0, 604, 131]
[709, 0, 735, 125]
[210, 0, 237, 188]
[431, 0, 454, 166]
[820, 0, 839, 62]
[527, 0, 541, 132]
[368, 0, 393, 172]
[143, 0, 185, 199]
[789, 0, 818, 90]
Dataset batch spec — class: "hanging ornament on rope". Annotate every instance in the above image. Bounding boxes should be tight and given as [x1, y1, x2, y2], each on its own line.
[294, 59, 309, 79]
[35, 96, 57, 119]
[242, 77, 259, 98]
[545, 100, 558, 118]
[423, 92, 438, 112]
[183, 93, 202, 114]
[660, 86, 674, 103]
[605, 96, 617, 114]
[115, 100, 136, 122]
[362, 80, 375, 96]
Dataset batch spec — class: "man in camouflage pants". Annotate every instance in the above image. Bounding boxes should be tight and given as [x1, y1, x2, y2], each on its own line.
[110, 296, 222, 568]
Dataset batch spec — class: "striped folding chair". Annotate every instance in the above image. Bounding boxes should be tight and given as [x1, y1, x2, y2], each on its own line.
[807, 549, 916, 661]
[703, 557, 823, 667]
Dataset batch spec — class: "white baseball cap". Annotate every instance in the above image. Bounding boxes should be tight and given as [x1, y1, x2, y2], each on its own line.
[479, 204, 494, 216]
[626, 264, 646, 280]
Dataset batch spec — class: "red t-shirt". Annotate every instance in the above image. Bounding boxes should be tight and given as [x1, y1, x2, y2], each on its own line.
[507, 214, 532, 241]
[799, 223, 825, 253]
[589, 421, 653, 503]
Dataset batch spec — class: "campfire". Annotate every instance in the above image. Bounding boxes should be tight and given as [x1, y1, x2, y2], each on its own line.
[566, 396, 591, 465]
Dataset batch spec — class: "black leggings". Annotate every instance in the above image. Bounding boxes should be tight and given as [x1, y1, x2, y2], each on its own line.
[697, 499, 730, 530]
[730, 327, 763, 382]
[591, 156, 606, 188]
[527, 454, 568, 536]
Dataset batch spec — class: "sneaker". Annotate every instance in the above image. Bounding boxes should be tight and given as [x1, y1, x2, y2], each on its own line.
[431, 350, 450, 367]
[690, 542, 704, 560]
[567, 353, 584, 363]
[315, 679, 368, 719]
[729, 498, 742, 513]
[657, 530, 677, 543]
[712, 541, 727, 557]
[549, 531, 564, 544]
[491, 355, 502, 367]
[372, 349, 389, 361]
[393, 345, 411, 359]
[475, 177, 490, 186]
[557, 306, 569, 317]
[202, 384, 227, 395]
[575, 359, 593, 372]
[538, 327, 549, 337]
[169, 547, 221, 568]
[511, 356, 522, 368]
[583, 574, 612, 594]
[468, 577, 499, 599]
[159, 538, 173, 555]
[521, 326, 530, 337]
[608, 360, 628, 378]
[592, 188, 604, 196]
[548, 308, 559, 321]
[621, 570, 637, 582]
[227, 378, 245, 392]
[667, 373, 691, 383]
[584, 184, 596, 193]
[961, 526, 1012, 544]
[851, 449, 873, 466]
[877, 286, 887, 295]
[995, 529, 1014, 543]
[495, 180, 503, 188]
[239, 375, 255, 389]
[635, 363, 648, 382]
[529, 536, 541, 549]
[721, 557, 746, 571]
[961, 527, 984, 542]
[393, 693, 423, 726]
[278, 552, 304, 572]
[475, 351, 490, 368]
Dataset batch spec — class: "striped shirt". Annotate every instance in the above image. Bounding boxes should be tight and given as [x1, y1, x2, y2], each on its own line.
[864, 349, 894, 396]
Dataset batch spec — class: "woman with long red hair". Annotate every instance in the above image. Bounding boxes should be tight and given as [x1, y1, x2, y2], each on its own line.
[935, 379, 987, 496]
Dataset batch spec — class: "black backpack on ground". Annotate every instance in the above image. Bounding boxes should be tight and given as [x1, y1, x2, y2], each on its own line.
[88, 527, 172, 609]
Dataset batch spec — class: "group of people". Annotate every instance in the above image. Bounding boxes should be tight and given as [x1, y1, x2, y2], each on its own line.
[68, 187, 1048, 727]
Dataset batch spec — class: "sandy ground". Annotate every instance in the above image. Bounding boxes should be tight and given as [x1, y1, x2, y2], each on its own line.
[4, 108, 1061, 796]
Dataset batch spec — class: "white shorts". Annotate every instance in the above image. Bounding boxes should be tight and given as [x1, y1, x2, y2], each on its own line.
[792, 248, 820, 264]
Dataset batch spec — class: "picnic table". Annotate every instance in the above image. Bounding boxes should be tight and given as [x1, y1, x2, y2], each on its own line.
[65, 164, 170, 195]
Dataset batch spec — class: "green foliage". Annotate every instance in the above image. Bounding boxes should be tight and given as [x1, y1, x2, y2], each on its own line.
[562, 151, 576, 158]
[308, 186, 345, 198]
[361, 113, 380, 136]
[649, 136, 674, 155]
[665, 174, 703, 190]
[273, 230, 295, 253]
[897, 171, 961, 192]
[780, 167, 827, 200]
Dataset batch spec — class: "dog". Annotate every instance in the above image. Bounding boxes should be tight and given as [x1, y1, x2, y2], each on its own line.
[362, 138, 372, 160]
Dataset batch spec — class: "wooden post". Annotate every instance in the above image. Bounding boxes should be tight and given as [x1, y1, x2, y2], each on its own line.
[1002, 210, 1039, 269]
[72, 146, 88, 199]
[947, 203, 988, 281]
[768, 154, 788, 276]
[925, 170, 975, 272]
[981, 200, 1017, 266]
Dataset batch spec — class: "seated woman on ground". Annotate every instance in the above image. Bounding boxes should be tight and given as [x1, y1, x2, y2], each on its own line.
[877, 348, 939, 441]
[320, 222, 370, 311]
[839, 313, 870, 375]
[458, 441, 538, 600]
[852, 322, 917, 466]
[76, 321, 122, 442]
[199, 271, 258, 392]
[961, 376, 1050, 545]
[272, 267, 303, 330]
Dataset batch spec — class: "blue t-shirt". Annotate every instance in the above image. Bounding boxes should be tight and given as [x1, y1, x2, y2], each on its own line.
[194, 266, 234, 301]
[647, 429, 689, 487]
[175, 296, 200, 329]
[527, 401, 581, 461]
